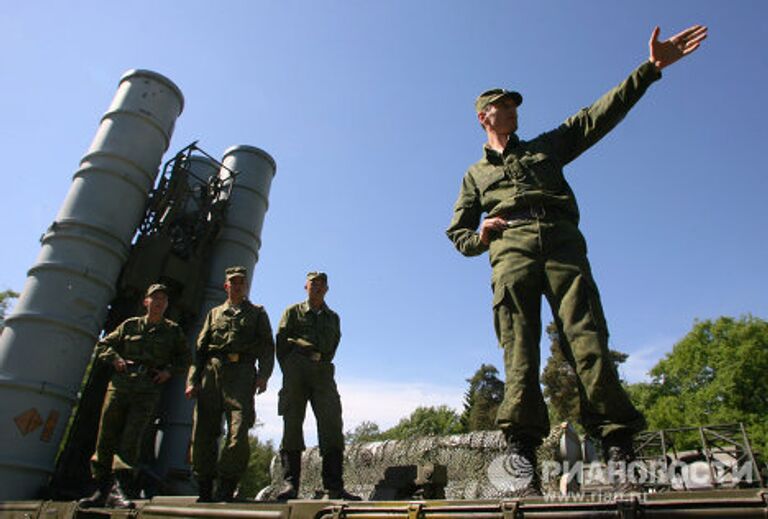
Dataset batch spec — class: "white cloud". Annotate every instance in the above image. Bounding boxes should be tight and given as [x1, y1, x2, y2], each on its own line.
[620, 336, 676, 384]
[251, 377, 463, 447]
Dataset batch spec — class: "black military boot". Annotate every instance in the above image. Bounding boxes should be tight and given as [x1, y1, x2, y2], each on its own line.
[105, 478, 135, 509]
[196, 479, 214, 503]
[322, 449, 362, 501]
[276, 450, 302, 501]
[502, 433, 542, 498]
[602, 430, 642, 494]
[215, 478, 239, 502]
[77, 478, 112, 509]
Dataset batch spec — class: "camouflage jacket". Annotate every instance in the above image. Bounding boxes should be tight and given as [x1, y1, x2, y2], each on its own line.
[97, 315, 190, 393]
[188, 300, 275, 385]
[276, 301, 341, 364]
[446, 61, 661, 258]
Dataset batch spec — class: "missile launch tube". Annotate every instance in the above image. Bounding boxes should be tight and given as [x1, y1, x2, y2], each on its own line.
[210, 145, 277, 283]
[154, 145, 276, 485]
[0, 70, 183, 499]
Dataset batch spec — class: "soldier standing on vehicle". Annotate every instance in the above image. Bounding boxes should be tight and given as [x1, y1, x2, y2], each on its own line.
[186, 266, 275, 502]
[275, 272, 361, 501]
[446, 25, 707, 496]
[79, 284, 190, 509]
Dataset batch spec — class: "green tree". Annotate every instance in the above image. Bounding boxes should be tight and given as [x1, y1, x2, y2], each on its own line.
[541, 322, 628, 426]
[346, 420, 384, 443]
[238, 435, 276, 498]
[626, 315, 768, 455]
[0, 289, 19, 333]
[380, 405, 463, 440]
[460, 364, 504, 432]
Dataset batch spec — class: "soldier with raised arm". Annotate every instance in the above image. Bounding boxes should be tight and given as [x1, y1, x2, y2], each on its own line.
[446, 25, 707, 496]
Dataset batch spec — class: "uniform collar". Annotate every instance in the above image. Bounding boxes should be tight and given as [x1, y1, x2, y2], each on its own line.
[301, 300, 328, 314]
[483, 133, 520, 162]
[225, 299, 250, 312]
[141, 315, 166, 329]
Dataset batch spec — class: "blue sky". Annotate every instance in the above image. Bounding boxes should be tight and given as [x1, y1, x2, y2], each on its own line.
[1, 1, 766, 446]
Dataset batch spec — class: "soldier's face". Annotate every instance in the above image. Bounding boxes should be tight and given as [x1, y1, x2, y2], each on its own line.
[481, 97, 518, 134]
[144, 291, 168, 317]
[305, 278, 328, 300]
[225, 275, 248, 300]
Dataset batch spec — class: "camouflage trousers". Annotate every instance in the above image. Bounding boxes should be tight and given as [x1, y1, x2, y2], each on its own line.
[490, 219, 646, 442]
[92, 388, 160, 481]
[192, 359, 255, 481]
[278, 353, 344, 454]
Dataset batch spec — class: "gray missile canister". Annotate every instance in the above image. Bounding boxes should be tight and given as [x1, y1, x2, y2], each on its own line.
[211, 145, 277, 282]
[153, 145, 276, 487]
[0, 70, 183, 499]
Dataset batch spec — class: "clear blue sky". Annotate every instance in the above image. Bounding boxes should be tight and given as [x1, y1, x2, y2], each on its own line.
[1, 1, 765, 445]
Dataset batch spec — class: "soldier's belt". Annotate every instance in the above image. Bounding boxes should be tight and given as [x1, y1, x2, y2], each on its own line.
[124, 362, 149, 375]
[293, 348, 323, 362]
[208, 352, 254, 364]
[501, 205, 563, 223]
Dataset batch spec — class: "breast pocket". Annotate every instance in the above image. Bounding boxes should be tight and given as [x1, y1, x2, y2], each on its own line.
[296, 314, 315, 332]
[476, 168, 516, 210]
[210, 318, 230, 343]
[150, 336, 171, 364]
[475, 168, 507, 195]
[123, 335, 144, 358]
[234, 315, 258, 342]
[519, 153, 565, 192]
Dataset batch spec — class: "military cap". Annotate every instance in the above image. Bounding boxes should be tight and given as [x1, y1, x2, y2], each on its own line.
[225, 266, 248, 280]
[475, 88, 523, 113]
[145, 283, 168, 297]
[306, 271, 328, 283]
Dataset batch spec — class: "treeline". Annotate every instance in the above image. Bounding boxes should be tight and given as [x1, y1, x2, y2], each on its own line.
[345, 315, 768, 457]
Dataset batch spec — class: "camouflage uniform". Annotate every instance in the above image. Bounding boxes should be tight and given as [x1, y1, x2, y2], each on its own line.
[92, 314, 190, 482]
[276, 299, 343, 454]
[189, 299, 275, 486]
[446, 62, 659, 444]
[275, 271, 360, 500]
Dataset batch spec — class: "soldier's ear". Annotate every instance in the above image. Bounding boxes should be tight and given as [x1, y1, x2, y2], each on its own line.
[477, 111, 488, 129]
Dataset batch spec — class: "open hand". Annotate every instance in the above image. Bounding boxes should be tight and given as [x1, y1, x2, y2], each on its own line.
[649, 25, 708, 70]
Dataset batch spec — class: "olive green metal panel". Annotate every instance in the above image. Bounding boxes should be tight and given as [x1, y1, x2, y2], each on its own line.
[1, 491, 767, 519]
[0, 501, 42, 519]
[37, 500, 79, 519]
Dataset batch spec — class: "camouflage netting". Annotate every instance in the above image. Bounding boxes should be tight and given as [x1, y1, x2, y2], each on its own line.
[258, 425, 568, 500]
